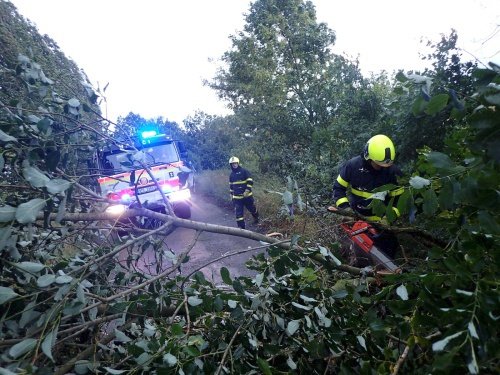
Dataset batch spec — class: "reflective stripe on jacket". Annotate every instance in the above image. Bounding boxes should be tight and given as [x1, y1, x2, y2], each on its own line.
[229, 166, 254, 199]
[332, 155, 403, 217]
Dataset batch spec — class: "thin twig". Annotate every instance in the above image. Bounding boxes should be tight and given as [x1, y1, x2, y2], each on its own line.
[214, 324, 243, 375]
[392, 344, 410, 375]
[53, 319, 137, 375]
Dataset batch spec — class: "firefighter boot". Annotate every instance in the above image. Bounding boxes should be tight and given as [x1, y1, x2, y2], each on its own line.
[237, 221, 246, 229]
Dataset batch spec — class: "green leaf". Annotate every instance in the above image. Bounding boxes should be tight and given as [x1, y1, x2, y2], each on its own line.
[15, 198, 46, 224]
[484, 92, 500, 105]
[396, 284, 408, 300]
[396, 189, 412, 215]
[257, 357, 272, 375]
[45, 178, 71, 194]
[68, 98, 80, 107]
[468, 346, 479, 374]
[37, 118, 52, 133]
[254, 272, 264, 287]
[16, 261, 45, 273]
[299, 294, 317, 303]
[425, 94, 449, 115]
[0, 205, 16, 222]
[37, 274, 56, 287]
[385, 202, 397, 223]
[163, 353, 177, 367]
[438, 179, 455, 210]
[42, 329, 57, 361]
[426, 152, 455, 170]
[0, 129, 17, 142]
[9, 338, 37, 358]
[104, 368, 127, 374]
[187, 296, 203, 306]
[432, 331, 464, 351]
[27, 114, 41, 123]
[282, 190, 293, 205]
[23, 165, 50, 188]
[220, 267, 232, 285]
[422, 189, 438, 216]
[214, 295, 223, 311]
[477, 210, 500, 235]
[74, 360, 91, 374]
[135, 352, 150, 366]
[395, 71, 408, 82]
[409, 176, 431, 189]
[20, 301, 38, 328]
[232, 279, 244, 294]
[0, 286, 19, 305]
[114, 329, 132, 343]
[412, 96, 428, 115]
[55, 275, 73, 284]
[357, 335, 367, 350]
[287, 356, 297, 370]
[291, 302, 312, 310]
[171, 323, 184, 336]
[75, 283, 85, 304]
[184, 345, 200, 357]
[286, 320, 300, 336]
[468, 322, 479, 339]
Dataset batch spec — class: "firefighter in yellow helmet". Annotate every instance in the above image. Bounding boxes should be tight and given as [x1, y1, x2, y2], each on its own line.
[332, 135, 404, 265]
[229, 156, 259, 229]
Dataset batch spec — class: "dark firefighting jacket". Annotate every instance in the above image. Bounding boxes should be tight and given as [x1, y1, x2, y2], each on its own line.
[229, 166, 254, 200]
[332, 155, 403, 219]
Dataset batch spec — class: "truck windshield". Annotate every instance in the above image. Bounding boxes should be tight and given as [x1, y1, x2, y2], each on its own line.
[100, 142, 179, 176]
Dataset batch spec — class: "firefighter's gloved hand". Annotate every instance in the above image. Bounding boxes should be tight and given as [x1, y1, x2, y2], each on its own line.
[243, 189, 251, 197]
[339, 206, 354, 216]
[379, 217, 389, 226]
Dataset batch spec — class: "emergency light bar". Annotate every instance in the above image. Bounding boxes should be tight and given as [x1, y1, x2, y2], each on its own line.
[141, 130, 157, 139]
[139, 130, 172, 145]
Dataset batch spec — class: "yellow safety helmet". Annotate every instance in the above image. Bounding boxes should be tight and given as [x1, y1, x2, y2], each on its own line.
[228, 156, 240, 164]
[363, 135, 395, 167]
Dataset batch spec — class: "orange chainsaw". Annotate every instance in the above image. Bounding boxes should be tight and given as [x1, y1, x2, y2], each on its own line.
[328, 207, 400, 273]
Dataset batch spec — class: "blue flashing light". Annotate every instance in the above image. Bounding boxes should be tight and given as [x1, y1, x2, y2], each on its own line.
[141, 130, 157, 139]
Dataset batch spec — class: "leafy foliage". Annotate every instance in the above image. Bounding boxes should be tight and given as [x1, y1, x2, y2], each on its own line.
[209, 0, 372, 178]
[0, 1, 498, 374]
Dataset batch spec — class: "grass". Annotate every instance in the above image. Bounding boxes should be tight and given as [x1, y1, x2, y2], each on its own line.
[194, 169, 342, 248]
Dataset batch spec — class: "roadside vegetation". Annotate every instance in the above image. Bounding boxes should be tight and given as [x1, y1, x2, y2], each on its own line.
[0, 0, 498, 374]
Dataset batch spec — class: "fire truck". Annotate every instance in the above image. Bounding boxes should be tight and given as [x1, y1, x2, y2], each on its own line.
[95, 130, 194, 229]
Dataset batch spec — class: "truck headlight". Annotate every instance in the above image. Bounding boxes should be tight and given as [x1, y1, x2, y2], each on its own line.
[169, 189, 191, 202]
[105, 204, 127, 215]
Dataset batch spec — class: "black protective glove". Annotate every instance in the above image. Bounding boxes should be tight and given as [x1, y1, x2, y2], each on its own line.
[338, 205, 355, 216]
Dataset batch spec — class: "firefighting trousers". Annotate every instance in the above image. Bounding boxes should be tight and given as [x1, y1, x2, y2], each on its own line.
[233, 196, 258, 229]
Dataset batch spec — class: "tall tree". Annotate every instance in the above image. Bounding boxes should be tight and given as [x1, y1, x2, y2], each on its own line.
[210, 0, 365, 173]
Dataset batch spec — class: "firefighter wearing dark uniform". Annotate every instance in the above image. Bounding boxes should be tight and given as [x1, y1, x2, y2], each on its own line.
[229, 156, 259, 229]
[332, 135, 404, 264]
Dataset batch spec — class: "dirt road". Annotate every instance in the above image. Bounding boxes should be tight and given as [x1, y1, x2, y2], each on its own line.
[128, 194, 266, 284]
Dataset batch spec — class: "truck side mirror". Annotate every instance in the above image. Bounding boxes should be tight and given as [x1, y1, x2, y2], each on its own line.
[130, 170, 136, 186]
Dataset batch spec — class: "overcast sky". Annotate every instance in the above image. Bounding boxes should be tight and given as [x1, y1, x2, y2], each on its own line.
[8, 0, 500, 125]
